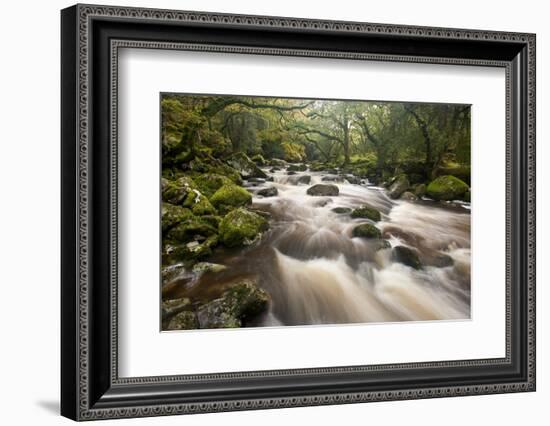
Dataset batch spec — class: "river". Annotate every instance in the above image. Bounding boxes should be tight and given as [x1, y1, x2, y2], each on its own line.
[169, 166, 471, 327]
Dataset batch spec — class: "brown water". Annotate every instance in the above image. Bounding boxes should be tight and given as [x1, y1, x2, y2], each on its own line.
[165, 167, 471, 327]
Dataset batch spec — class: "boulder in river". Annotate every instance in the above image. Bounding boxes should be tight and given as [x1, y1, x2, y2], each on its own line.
[269, 158, 287, 167]
[413, 183, 427, 198]
[250, 154, 267, 166]
[196, 278, 270, 328]
[226, 152, 267, 179]
[400, 191, 418, 202]
[192, 262, 227, 275]
[331, 207, 351, 214]
[210, 184, 252, 214]
[388, 175, 410, 199]
[391, 245, 422, 269]
[162, 175, 197, 205]
[352, 223, 381, 239]
[350, 205, 381, 221]
[193, 173, 234, 198]
[219, 207, 269, 247]
[426, 175, 469, 201]
[166, 310, 199, 330]
[161, 203, 193, 233]
[344, 175, 362, 185]
[257, 186, 278, 197]
[297, 175, 311, 185]
[307, 184, 339, 196]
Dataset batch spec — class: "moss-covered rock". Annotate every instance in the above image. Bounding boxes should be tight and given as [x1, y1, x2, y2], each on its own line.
[251, 154, 267, 166]
[193, 173, 234, 197]
[219, 208, 269, 248]
[196, 278, 270, 328]
[306, 184, 339, 196]
[162, 176, 197, 205]
[165, 215, 217, 243]
[192, 262, 227, 275]
[350, 205, 381, 221]
[351, 223, 381, 239]
[464, 190, 471, 202]
[163, 234, 219, 264]
[210, 184, 252, 214]
[391, 245, 422, 269]
[388, 174, 410, 199]
[400, 191, 418, 202]
[226, 152, 267, 179]
[161, 203, 193, 233]
[426, 175, 469, 201]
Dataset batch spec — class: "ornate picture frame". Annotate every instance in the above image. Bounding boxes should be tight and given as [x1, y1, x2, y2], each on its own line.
[61, 4, 535, 421]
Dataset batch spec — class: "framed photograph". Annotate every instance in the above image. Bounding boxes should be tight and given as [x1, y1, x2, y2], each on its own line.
[61, 4, 536, 421]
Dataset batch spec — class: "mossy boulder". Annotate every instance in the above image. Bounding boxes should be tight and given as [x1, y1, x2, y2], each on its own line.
[251, 154, 267, 166]
[161, 203, 193, 233]
[210, 184, 252, 214]
[351, 223, 381, 239]
[219, 208, 269, 248]
[350, 205, 381, 221]
[163, 234, 219, 264]
[166, 310, 199, 330]
[162, 176, 197, 205]
[196, 278, 270, 328]
[226, 152, 267, 179]
[388, 174, 410, 199]
[306, 184, 339, 196]
[414, 183, 427, 198]
[400, 191, 418, 202]
[426, 175, 469, 201]
[391, 245, 422, 270]
[181, 189, 217, 215]
[193, 173, 234, 197]
[296, 175, 311, 185]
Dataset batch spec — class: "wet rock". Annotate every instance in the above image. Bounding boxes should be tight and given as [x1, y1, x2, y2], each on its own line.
[226, 152, 267, 179]
[210, 184, 252, 214]
[307, 184, 339, 196]
[388, 175, 410, 199]
[270, 158, 287, 168]
[266, 176, 274, 182]
[163, 235, 219, 264]
[162, 176, 197, 205]
[287, 171, 297, 175]
[269, 168, 280, 173]
[331, 207, 352, 214]
[352, 223, 381, 239]
[392, 245, 422, 269]
[219, 208, 269, 248]
[426, 175, 469, 201]
[350, 205, 381, 222]
[166, 311, 199, 330]
[165, 215, 217, 243]
[374, 239, 392, 251]
[344, 175, 362, 185]
[287, 163, 307, 172]
[464, 190, 471, 202]
[196, 278, 270, 328]
[161, 263, 188, 284]
[182, 189, 217, 215]
[192, 262, 227, 275]
[246, 177, 266, 184]
[257, 187, 278, 197]
[322, 175, 344, 182]
[297, 175, 311, 185]
[251, 154, 267, 166]
[400, 191, 418, 202]
[414, 183, 427, 198]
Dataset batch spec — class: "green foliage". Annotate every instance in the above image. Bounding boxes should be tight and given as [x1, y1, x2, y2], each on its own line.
[281, 142, 306, 162]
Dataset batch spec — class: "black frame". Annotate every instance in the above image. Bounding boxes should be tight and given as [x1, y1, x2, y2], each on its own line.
[61, 4, 536, 421]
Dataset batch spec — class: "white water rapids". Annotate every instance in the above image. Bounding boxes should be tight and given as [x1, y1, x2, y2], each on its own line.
[194, 166, 471, 327]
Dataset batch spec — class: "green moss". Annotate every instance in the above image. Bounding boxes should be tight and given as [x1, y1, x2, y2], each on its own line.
[352, 223, 381, 239]
[193, 173, 234, 197]
[426, 175, 469, 201]
[210, 184, 252, 214]
[251, 154, 267, 166]
[165, 215, 217, 243]
[161, 203, 193, 233]
[350, 205, 381, 221]
[219, 208, 268, 247]
[162, 176, 197, 205]
[163, 234, 219, 264]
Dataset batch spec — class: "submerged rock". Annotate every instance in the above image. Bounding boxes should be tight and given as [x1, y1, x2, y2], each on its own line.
[351, 223, 381, 239]
[426, 175, 469, 201]
[196, 278, 270, 328]
[350, 205, 381, 221]
[219, 208, 269, 248]
[391, 245, 422, 269]
[388, 175, 410, 199]
[257, 186, 278, 197]
[296, 175, 311, 185]
[331, 207, 352, 214]
[306, 184, 339, 196]
[210, 184, 252, 214]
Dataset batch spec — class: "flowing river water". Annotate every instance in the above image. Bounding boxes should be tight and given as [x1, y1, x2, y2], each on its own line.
[167, 166, 471, 327]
